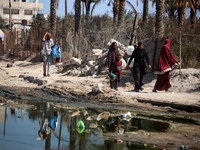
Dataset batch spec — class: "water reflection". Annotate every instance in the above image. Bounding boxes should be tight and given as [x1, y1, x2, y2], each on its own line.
[0, 101, 171, 150]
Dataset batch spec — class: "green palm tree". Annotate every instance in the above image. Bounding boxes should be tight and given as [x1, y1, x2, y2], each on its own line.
[91, 0, 136, 25]
[155, 0, 164, 37]
[175, 0, 199, 27]
[81, 0, 99, 21]
[189, 0, 199, 25]
[164, 0, 177, 19]
[175, 0, 187, 27]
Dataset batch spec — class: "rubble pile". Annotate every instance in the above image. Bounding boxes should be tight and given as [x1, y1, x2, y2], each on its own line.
[60, 39, 134, 77]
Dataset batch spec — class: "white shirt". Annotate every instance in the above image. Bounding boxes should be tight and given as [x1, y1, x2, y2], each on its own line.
[41, 38, 54, 55]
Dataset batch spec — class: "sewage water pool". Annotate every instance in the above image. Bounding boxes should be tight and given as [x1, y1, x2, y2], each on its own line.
[0, 100, 199, 150]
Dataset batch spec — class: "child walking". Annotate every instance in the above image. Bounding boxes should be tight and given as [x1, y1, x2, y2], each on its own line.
[111, 54, 122, 90]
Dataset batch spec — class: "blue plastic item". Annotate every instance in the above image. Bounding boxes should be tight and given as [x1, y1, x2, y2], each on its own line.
[108, 73, 117, 82]
[52, 44, 60, 58]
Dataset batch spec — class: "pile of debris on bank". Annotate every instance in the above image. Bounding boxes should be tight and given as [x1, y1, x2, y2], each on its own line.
[59, 39, 134, 76]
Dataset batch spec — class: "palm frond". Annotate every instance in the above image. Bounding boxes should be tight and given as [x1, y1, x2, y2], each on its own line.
[126, 0, 137, 13]
[91, 0, 102, 18]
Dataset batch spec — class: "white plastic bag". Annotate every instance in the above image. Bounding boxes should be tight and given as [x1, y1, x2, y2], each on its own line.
[127, 57, 134, 68]
[126, 46, 134, 56]
[121, 58, 127, 69]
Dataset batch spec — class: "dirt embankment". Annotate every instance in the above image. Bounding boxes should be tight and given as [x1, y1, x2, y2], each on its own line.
[0, 58, 200, 112]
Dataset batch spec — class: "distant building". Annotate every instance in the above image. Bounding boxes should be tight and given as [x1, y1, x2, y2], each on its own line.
[0, 0, 43, 25]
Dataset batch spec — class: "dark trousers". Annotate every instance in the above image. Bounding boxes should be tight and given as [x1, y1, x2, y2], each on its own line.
[110, 75, 121, 90]
[133, 67, 144, 90]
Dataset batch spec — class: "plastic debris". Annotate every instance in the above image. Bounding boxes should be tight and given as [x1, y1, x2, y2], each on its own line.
[76, 120, 85, 134]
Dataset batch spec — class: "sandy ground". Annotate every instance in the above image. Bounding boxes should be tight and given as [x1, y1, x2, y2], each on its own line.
[1, 57, 200, 149]
[0, 57, 200, 111]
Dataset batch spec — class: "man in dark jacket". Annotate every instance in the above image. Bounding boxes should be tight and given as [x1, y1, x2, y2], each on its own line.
[126, 41, 151, 92]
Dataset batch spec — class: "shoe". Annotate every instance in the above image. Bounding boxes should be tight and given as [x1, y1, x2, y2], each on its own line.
[43, 73, 46, 77]
[152, 89, 157, 93]
[140, 87, 144, 91]
[47, 74, 50, 77]
[135, 89, 139, 92]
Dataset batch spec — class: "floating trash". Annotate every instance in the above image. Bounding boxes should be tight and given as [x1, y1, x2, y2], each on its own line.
[76, 120, 85, 134]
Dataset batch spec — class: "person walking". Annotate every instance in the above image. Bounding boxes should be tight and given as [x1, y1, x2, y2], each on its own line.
[110, 54, 122, 90]
[41, 32, 56, 77]
[106, 42, 119, 89]
[106, 42, 119, 72]
[126, 41, 151, 92]
[153, 39, 179, 92]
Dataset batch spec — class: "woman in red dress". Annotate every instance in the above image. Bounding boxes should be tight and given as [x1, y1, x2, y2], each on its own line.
[153, 39, 179, 92]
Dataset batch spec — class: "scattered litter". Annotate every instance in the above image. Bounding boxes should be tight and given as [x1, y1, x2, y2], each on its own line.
[180, 145, 188, 149]
[114, 139, 123, 143]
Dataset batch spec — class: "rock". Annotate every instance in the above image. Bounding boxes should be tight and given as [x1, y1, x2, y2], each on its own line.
[92, 49, 103, 55]
[119, 50, 125, 57]
[71, 111, 80, 117]
[88, 61, 95, 67]
[101, 69, 108, 75]
[62, 60, 72, 67]
[69, 69, 81, 76]
[97, 112, 110, 121]
[107, 39, 126, 51]
[84, 65, 90, 76]
[91, 83, 104, 94]
[81, 110, 88, 116]
[89, 122, 98, 128]
[87, 55, 99, 61]
[98, 51, 108, 59]
[71, 57, 82, 66]
[62, 57, 82, 67]
[123, 82, 131, 88]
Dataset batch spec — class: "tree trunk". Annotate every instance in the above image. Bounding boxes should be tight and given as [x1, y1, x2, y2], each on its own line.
[118, 0, 126, 26]
[178, 6, 186, 27]
[143, 0, 149, 23]
[85, 0, 91, 21]
[190, 7, 196, 25]
[75, 0, 81, 36]
[155, 0, 164, 37]
[113, 0, 119, 24]
[50, 0, 57, 40]
[65, 0, 67, 25]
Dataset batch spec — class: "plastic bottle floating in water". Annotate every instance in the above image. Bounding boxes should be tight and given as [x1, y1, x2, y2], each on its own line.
[76, 120, 85, 134]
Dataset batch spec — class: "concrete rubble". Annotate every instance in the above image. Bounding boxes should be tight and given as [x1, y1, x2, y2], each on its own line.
[60, 39, 131, 77]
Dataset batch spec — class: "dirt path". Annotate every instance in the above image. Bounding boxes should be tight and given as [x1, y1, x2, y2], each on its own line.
[0, 58, 200, 112]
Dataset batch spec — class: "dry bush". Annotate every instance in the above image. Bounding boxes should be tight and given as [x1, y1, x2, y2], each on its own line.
[1, 13, 199, 68]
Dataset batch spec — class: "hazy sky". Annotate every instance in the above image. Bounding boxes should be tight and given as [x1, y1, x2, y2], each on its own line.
[37, 0, 199, 19]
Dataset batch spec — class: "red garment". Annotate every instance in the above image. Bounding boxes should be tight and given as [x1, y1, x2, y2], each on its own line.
[155, 39, 179, 75]
[154, 72, 171, 91]
[113, 61, 122, 75]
